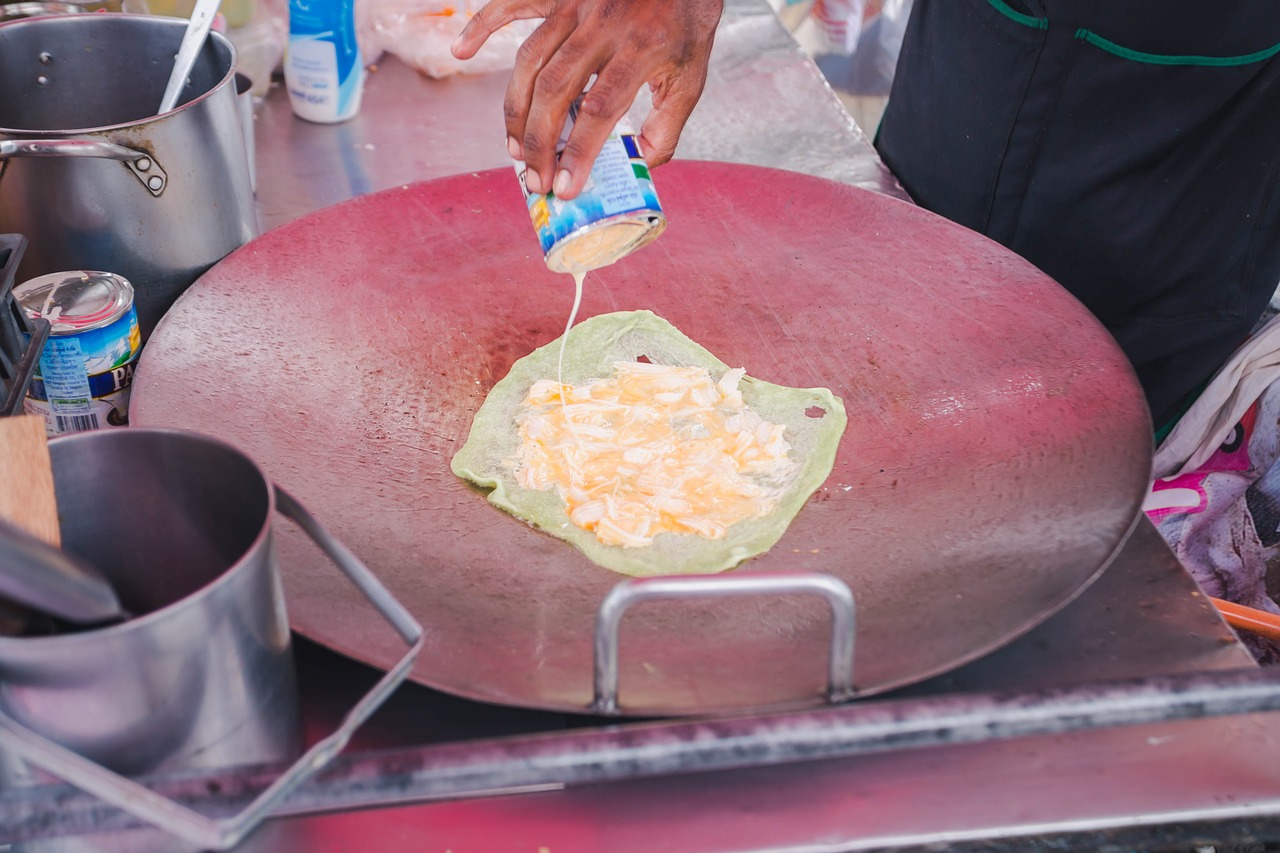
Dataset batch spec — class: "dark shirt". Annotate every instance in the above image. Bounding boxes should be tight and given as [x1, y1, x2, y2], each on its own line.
[876, 0, 1280, 426]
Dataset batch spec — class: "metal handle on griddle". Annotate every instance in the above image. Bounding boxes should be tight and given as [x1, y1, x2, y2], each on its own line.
[591, 572, 857, 715]
[0, 486, 424, 852]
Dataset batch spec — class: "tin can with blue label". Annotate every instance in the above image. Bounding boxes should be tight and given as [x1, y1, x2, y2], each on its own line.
[516, 103, 667, 274]
[15, 271, 142, 436]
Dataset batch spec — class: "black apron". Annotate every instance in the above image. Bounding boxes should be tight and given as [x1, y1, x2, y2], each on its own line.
[875, 0, 1280, 426]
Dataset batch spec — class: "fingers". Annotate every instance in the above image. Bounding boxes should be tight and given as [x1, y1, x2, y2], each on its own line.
[555, 0, 721, 197]
[512, 13, 594, 194]
[469, 0, 724, 201]
[451, 0, 544, 60]
[547, 56, 647, 198]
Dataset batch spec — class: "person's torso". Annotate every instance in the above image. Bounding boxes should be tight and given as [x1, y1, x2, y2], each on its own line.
[875, 0, 1280, 422]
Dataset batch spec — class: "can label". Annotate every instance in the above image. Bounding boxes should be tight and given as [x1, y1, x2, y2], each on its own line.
[23, 299, 141, 436]
[516, 107, 666, 273]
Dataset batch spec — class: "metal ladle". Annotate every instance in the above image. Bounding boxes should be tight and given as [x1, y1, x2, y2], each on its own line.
[0, 415, 125, 631]
[0, 518, 126, 628]
[157, 0, 224, 115]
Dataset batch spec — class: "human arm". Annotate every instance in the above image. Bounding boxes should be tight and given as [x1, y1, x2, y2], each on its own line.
[451, 0, 724, 199]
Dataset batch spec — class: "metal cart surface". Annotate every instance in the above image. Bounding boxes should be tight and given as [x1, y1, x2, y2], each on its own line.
[5, 3, 1280, 850]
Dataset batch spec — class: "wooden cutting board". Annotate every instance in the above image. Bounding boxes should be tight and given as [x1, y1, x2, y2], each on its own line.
[0, 414, 60, 547]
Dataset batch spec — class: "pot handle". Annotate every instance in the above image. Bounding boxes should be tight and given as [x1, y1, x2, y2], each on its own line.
[0, 486, 424, 851]
[0, 138, 168, 197]
[590, 572, 858, 715]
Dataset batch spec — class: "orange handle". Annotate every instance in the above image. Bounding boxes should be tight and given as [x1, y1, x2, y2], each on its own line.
[1210, 596, 1280, 644]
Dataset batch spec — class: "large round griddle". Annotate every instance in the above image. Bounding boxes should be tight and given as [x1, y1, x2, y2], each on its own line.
[131, 162, 1152, 716]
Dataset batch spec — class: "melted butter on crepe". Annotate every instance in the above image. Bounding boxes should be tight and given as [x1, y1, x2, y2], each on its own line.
[450, 310, 847, 577]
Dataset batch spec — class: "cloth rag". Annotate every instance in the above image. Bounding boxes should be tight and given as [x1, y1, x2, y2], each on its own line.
[1146, 311, 1280, 662]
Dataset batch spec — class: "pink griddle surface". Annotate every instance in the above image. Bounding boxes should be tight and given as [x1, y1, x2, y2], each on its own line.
[131, 162, 1152, 716]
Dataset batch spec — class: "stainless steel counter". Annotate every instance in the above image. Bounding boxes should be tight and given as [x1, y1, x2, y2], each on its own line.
[251, 0, 907, 235]
[7, 518, 1279, 852]
[6, 2, 1280, 850]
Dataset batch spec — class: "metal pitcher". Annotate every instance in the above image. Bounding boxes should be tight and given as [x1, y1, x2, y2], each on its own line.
[0, 14, 258, 339]
[0, 429, 422, 850]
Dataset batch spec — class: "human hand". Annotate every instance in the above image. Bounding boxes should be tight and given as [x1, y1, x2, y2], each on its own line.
[452, 0, 723, 199]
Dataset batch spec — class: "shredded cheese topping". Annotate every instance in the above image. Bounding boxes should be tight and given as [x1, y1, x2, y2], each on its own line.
[514, 361, 799, 547]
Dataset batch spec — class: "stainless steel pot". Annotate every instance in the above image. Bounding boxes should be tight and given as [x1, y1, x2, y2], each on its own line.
[0, 428, 301, 779]
[0, 13, 257, 339]
[0, 428, 424, 850]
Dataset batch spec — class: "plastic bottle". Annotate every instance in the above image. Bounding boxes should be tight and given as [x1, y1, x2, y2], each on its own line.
[283, 0, 364, 123]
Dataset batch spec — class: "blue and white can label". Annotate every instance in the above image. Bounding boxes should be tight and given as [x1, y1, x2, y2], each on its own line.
[516, 105, 667, 274]
[16, 271, 142, 436]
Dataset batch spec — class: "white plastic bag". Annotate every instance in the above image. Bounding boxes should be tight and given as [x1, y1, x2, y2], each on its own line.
[367, 0, 536, 78]
[850, 0, 912, 94]
[782, 0, 872, 58]
[810, 0, 869, 55]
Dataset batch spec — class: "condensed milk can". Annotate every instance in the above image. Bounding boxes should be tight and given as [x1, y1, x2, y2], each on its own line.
[516, 100, 667, 274]
[15, 270, 141, 436]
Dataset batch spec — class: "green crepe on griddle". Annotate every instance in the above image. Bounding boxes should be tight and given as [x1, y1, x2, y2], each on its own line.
[450, 310, 847, 577]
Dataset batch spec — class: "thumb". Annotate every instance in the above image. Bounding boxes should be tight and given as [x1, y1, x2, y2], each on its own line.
[638, 99, 690, 168]
[638, 73, 706, 167]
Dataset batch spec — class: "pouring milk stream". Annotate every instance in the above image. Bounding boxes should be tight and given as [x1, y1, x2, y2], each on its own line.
[512, 98, 668, 390]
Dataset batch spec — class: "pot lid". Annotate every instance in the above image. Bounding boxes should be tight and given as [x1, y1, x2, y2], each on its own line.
[15, 271, 134, 334]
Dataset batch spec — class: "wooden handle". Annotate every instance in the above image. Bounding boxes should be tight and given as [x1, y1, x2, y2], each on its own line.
[0, 415, 61, 548]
